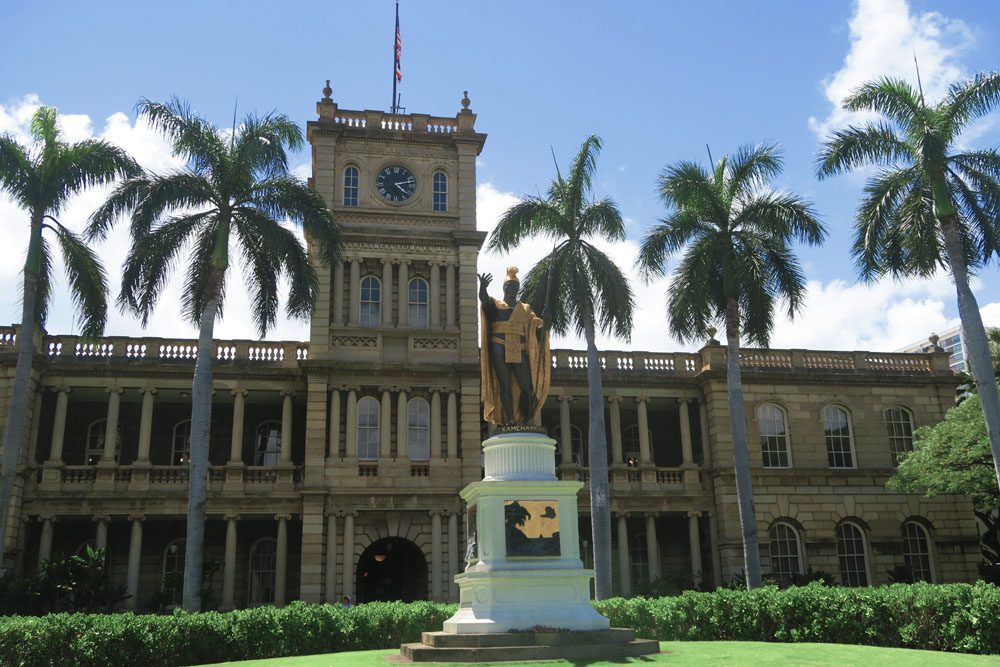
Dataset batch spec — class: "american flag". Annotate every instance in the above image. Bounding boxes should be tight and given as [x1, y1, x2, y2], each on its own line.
[394, 5, 402, 82]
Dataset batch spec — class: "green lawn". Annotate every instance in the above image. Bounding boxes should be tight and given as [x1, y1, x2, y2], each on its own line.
[206, 641, 1000, 667]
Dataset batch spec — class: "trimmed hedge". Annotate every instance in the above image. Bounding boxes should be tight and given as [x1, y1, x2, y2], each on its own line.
[0, 583, 998, 666]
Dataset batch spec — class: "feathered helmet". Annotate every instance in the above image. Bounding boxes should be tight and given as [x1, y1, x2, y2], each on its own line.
[503, 266, 520, 289]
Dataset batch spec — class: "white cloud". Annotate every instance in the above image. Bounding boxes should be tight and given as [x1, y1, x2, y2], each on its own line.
[809, 0, 974, 137]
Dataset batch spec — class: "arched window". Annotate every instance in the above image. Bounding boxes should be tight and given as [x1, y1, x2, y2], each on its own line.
[407, 397, 430, 461]
[86, 419, 122, 465]
[161, 539, 185, 606]
[408, 277, 429, 328]
[248, 538, 277, 605]
[360, 275, 381, 327]
[622, 425, 649, 468]
[757, 404, 790, 468]
[432, 171, 448, 212]
[629, 533, 649, 588]
[255, 421, 282, 466]
[768, 522, 803, 583]
[357, 396, 380, 461]
[823, 405, 855, 468]
[554, 424, 585, 466]
[172, 420, 191, 466]
[836, 522, 869, 586]
[343, 166, 359, 207]
[902, 521, 934, 582]
[885, 407, 915, 466]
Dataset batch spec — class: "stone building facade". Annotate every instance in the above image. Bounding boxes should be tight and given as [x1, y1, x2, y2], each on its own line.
[0, 91, 981, 610]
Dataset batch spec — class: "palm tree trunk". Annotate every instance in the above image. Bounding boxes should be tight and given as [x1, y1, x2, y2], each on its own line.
[939, 216, 1000, 494]
[181, 276, 222, 612]
[0, 215, 42, 568]
[725, 297, 762, 589]
[583, 313, 613, 599]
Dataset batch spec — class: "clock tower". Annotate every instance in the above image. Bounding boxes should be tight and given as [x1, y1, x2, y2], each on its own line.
[296, 82, 487, 603]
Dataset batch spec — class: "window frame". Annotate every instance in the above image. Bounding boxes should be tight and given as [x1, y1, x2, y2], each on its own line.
[407, 396, 431, 461]
[248, 537, 278, 606]
[768, 521, 804, 583]
[172, 419, 192, 466]
[343, 165, 360, 207]
[85, 418, 122, 465]
[554, 424, 586, 466]
[835, 521, 870, 587]
[408, 277, 429, 329]
[360, 275, 382, 327]
[902, 520, 935, 582]
[757, 403, 792, 468]
[432, 171, 448, 212]
[161, 539, 186, 607]
[357, 396, 380, 461]
[628, 532, 650, 588]
[885, 406, 916, 467]
[254, 420, 282, 466]
[823, 404, 856, 469]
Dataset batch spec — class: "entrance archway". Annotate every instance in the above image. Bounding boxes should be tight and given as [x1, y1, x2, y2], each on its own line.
[356, 537, 428, 603]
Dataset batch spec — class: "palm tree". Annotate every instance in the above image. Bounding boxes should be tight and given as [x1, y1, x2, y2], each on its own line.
[87, 98, 342, 611]
[636, 144, 825, 588]
[488, 135, 634, 599]
[0, 107, 138, 564]
[817, 72, 1000, 498]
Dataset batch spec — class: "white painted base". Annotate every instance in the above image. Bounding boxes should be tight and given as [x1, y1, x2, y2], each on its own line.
[444, 568, 610, 634]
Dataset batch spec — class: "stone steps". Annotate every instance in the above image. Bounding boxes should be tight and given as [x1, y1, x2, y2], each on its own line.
[399, 629, 659, 662]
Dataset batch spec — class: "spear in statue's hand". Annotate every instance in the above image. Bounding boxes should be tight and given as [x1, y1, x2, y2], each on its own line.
[541, 247, 556, 332]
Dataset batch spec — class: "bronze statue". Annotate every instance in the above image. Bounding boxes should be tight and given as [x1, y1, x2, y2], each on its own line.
[479, 266, 552, 426]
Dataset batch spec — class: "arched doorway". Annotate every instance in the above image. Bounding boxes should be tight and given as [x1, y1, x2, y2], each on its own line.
[356, 537, 428, 603]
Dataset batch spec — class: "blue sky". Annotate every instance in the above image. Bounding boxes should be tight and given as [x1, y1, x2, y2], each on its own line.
[2, 0, 999, 352]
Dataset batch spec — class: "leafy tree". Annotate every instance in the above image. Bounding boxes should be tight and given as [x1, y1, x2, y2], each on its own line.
[0, 107, 138, 562]
[889, 388, 1000, 575]
[87, 98, 341, 611]
[636, 144, 825, 588]
[488, 135, 634, 599]
[816, 72, 1000, 499]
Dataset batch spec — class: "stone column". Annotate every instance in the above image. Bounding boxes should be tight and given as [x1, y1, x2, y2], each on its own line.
[431, 511, 442, 600]
[616, 514, 631, 598]
[708, 511, 723, 587]
[342, 512, 355, 600]
[229, 389, 247, 464]
[699, 399, 713, 467]
[275, 514, 289, 606]
[348, 258, 361, 326]
[381, 259, 393, 326]
[37, 517, 55, 567]
[446, 391, 458, 458]
[644, 513, 661, 580]
[280, 391, 293, 463]
[396, 389, 409, 459]
[678, 399, 694, 465]
[125, 515, 143, 609]
[688, 511, 703, 584]
[445, 263, 456, 328]
[328, 388, 341, 461]
[398, 260, 409, 326]
[332, 260, 345, 326]
[94, 515, 110, 551]
[636, 397, 651, 465]
[429, 262, 441, 328]
[222, 513, 239, 610]
[379, 389, 392, 459]
[325, 513, 338, 602]
[26, 391, 43, 466]
[559, 395, 573, 462]
[47, 388, 70, 464]
[447, 512, 459, 601]
[103, 387, 123, 462]
[136, 387, 156, 463]
[345, 389, 358, 459]
[609, 396, 623, 464]
[430, 390, 442, 459]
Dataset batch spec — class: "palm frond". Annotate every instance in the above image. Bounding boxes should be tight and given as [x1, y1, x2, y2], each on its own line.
[577, 198, 625, 242]
[138, 97, 225, 175]
[246, 175, 341, 267]
[726, 143, 783, 202]
[816, 122, 914, 178]
[580, 241, 634, 340]
[232, 219, 281, 339]
[635, 210, 708, 280]
[565, 135, 602, 218]
[28, 106, 60, 145]
[0, 135, 33, 206]
[657, 160, 721, 214]
[31, 234, 53, 329]
[46, 139, 140, 214]
[49, 222, 108, 338]
[665, 238, 721, 344]
[944, 71, 1000, 131]
[236, 113, 303, 181]
[736, 191, 826, 245]
[182, 221, 228, 325]
[842, 77, 923, 123]
[853, 167, 919, 279]
[487, 198, 564, 253]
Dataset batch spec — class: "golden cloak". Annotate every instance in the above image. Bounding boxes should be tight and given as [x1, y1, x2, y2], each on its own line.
[480, 299, 551, 425]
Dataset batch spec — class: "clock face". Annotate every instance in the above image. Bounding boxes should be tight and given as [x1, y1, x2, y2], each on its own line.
[376, 165, 417, 203]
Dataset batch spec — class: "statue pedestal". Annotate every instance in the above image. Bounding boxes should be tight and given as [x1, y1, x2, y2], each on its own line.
[443, 432, 609, 634]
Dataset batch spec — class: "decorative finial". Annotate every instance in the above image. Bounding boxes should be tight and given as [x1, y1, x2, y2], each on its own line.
[928, 333, 943, 351]
[321, 79, 333, 101]
[504, 266, 519, 284]
[707, 326, 719, 345]
[461, 90, 471, 110]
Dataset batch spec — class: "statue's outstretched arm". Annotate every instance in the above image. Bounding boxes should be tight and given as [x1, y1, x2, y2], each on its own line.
[478, 273, 497, 317]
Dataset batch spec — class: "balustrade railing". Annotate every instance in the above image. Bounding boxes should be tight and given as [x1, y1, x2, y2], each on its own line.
[52, 464, 301, 488]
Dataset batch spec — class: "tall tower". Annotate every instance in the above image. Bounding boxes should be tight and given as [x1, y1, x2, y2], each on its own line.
[297, 82, 487, 603]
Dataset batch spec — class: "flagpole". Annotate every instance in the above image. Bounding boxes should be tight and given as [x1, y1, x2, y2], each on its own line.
[391, 0, 400, 113]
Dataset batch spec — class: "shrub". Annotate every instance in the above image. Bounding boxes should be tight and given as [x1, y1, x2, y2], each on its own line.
[1, 583, 999, 665]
